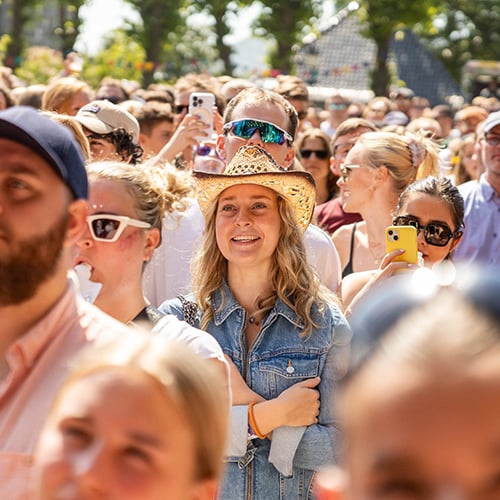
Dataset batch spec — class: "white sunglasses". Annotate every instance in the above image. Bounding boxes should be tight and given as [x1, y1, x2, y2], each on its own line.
[86, 214, 151, 242]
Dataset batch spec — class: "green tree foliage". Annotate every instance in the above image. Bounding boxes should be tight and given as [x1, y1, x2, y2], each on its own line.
[252, 0, 323, 73]
[418, 0, 500, 83]
[81, 29, 146, 88]
[184, 0, 240, 75]
[14, 46, 63, 84]
[160, 23, 222, 81]
[2, 0, 41, 68]
[122, 0, 184, 86]
[351, 0, 441, 96]
[51, 0, 86, 54]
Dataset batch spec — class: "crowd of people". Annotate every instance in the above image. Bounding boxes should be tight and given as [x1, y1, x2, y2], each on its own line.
[0, 58, 499, 499]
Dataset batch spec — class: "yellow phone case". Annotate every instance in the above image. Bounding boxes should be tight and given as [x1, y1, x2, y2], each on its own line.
[385, 225, 418, 264]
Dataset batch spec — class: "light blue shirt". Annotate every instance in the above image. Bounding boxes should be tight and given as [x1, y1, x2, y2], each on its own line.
[454, 174, 500, 266]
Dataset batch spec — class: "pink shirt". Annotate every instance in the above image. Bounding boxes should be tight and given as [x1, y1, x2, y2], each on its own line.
[0, 278, 128, 499]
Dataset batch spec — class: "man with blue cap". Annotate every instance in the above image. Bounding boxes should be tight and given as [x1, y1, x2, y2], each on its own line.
[0, 106, 129, 498]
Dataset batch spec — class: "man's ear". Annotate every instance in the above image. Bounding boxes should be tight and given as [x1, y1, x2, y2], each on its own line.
[216, 134, 226, 161]
[139, 132, 150, 150]
[64, 199, 88, 248]
[330, 156, 339, 176]
[283, 144, 296, 169]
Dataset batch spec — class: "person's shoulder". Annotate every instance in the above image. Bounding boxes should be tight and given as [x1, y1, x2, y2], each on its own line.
[157, 296, 184, 318]
[152, 314, 225, 362]
[77, 297, 131, 342]
[332, 221, 356, 245]
[458, 178, 480, 198]
[305, 223, 334, 244]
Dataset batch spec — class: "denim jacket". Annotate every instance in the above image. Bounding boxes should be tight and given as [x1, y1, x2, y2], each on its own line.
[159, 282, 351, 500]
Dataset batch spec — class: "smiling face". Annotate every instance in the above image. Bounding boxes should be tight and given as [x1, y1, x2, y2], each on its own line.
[35, 368, 204, 500]
[75, 178, 157, 292]
[215, 184, 281, 275]
[337, 143, 376, 213]
[396, 193, 461, 266]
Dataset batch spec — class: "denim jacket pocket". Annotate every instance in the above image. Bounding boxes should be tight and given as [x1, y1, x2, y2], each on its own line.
[259, 353, 322, 399]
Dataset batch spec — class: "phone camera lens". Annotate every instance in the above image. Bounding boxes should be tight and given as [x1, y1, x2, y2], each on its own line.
[394, 235, 399, 241]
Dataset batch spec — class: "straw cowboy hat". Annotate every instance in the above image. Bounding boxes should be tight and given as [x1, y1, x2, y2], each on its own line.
[193, 145, 316, 231]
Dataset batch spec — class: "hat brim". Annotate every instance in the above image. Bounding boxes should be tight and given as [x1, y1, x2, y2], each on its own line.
[484, 118, 500, 134]
[74, 115, 114, 136]
[194, 170, 316, 231]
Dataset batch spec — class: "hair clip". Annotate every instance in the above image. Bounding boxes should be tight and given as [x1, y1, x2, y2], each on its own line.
[408, 140, 425, 168]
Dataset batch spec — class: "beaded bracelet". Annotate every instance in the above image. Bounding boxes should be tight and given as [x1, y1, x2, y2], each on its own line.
[248, 402, 267, 440]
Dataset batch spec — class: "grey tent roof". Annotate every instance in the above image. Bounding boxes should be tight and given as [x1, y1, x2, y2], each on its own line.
[295, 10, 463, 104]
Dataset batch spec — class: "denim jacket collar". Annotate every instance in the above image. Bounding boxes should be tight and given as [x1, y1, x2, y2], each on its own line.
[211, 280, 305, 330]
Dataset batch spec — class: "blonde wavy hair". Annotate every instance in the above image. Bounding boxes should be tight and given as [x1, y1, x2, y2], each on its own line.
[41, 77, 93, 114]
[356, 130, 440, 193]
[87, 161, 195, 244]
[193, 194, 338, 337]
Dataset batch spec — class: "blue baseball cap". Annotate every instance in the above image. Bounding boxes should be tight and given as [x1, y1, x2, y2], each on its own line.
[0, 106, 88, 199]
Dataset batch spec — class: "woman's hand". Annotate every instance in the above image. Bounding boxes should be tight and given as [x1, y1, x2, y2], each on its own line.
[250, 377, 321, 438]
[225, 355, 264, 405]
[343, 249, 417, 313]
[275, 376, 321, 426]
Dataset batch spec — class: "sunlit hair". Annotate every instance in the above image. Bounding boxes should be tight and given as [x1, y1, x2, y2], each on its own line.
[296, 128, 337, 199]
[331, 118, 376, 149]
[41, 77, 93, 114]
[396, 176, 464, 233]
[46, 333, 229, 482]
[87, 161, 195, 244]
[192, 193, 338, 337]
[356, 130, 439, 193]
[42, 111, 91, 161]
[132, 101, 174, 136]
[173, 73, 226, 115]
[343, 286, 500, 397]
[224, 87, 299, 140]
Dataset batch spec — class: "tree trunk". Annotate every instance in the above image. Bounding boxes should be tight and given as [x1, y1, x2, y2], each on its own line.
[371, 35, 391, 97]
[6, 1, 24, 68]
[214, 14, 233, 75]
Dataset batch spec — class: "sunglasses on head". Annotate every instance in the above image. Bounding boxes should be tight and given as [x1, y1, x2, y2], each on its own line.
[393, 215, 461, 247]
[300, 149, 329, 160]
[223, 119, 293, 145]
[86, 214, 151, 242]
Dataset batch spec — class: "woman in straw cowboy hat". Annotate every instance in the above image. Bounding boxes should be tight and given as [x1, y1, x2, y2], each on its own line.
[160, 144, 351, 500]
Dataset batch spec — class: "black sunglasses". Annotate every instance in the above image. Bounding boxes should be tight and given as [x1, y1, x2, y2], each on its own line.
[393, 215, 462, 247]
[300, 149, 329, 160]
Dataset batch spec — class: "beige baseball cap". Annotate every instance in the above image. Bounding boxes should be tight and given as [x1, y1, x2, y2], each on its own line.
[75, 100, 140, 144]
